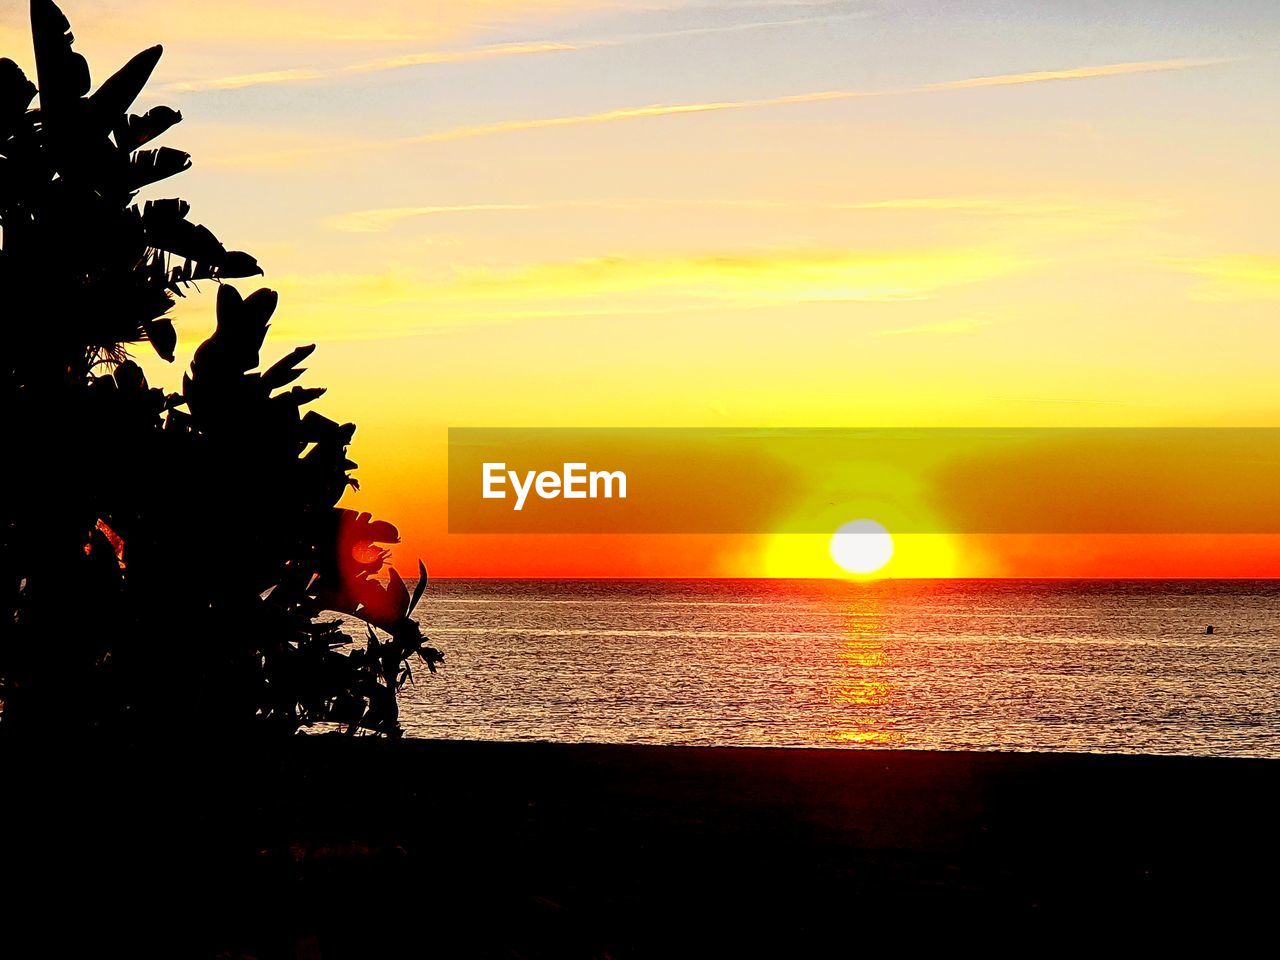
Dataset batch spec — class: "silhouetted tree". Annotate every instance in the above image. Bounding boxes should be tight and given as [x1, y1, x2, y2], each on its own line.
[0, 0, 441, 738]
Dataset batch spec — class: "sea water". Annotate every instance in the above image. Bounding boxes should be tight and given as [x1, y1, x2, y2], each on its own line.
[368, 579, 1279, 757]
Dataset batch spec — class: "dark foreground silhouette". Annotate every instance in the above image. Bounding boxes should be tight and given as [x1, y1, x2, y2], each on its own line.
[3, 738, 1275, 955]
[2, 0, 439, 739]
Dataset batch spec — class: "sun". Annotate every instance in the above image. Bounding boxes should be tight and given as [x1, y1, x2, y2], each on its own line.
[755, 525, 957, 579]
[829, 519, 894, 575]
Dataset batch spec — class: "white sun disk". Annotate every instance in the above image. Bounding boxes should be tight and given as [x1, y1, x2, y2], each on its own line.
[830, 519, 894, 575]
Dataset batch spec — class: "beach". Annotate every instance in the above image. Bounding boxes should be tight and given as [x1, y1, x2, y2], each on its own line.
[5, 738, 1276, 955]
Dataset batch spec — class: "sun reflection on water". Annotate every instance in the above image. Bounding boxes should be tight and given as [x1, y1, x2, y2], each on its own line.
[824, 598, 898, 745]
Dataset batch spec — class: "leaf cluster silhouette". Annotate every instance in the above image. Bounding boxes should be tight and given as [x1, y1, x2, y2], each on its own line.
[0, 0, 441, 738]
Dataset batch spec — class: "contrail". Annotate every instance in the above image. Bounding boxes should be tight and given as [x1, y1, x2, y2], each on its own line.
[207, 57, 1230, 166]
[399, 58, 1228, 146]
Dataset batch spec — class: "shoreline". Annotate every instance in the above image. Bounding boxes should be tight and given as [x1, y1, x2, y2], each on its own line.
[402, 735, 1280, 760]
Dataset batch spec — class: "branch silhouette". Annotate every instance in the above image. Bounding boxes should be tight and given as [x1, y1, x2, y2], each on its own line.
[1, 0, 441, 739]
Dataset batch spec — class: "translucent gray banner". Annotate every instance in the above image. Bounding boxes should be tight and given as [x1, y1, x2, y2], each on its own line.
[447, 428, 1280, 534]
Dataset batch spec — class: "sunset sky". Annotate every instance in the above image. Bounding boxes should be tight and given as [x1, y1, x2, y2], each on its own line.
[6, 0, 1280, 577]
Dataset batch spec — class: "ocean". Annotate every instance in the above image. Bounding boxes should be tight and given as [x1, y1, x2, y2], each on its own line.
[377, 579, 1280, 757]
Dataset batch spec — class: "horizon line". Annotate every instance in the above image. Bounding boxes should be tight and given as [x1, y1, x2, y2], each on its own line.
[400, 575, 1280, 582]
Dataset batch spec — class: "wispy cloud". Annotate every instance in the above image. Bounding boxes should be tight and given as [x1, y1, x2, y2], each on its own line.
[398, 57, 1222, 147]
[3, 0, 622, 47]
[161, 11, 871, 94]
[324, 195, 1165, 233]
[326, 203, 549, 232]
[255, 246, 1029, 340]
[842, 198, 1087, 215]
[169, 10, 1210, 98]
[919, 59, 1225, 91]
[1171, 254, 1280, 301]
[349, 11, 872, 73]
[445, 248, 1024, 304]
[162, 68, 326, 93]
[401, 88, 873, 145]
[209, 57, 1229, 167]
[344, 41, 580, 75]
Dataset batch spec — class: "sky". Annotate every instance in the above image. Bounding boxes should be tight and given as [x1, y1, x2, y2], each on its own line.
[5, 0, 1280, 577]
